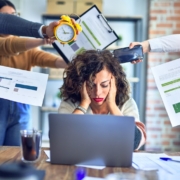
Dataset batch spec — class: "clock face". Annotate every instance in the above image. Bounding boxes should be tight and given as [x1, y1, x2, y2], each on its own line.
[55, 24, 75, 42]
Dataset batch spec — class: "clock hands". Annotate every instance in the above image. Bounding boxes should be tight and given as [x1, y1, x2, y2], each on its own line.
[62, 27, 68, 34]
[62, 27, 66, 33]
[62, 27, 72, 34]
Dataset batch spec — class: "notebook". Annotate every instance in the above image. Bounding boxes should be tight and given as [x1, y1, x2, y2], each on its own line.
[48, 114, 135, 167]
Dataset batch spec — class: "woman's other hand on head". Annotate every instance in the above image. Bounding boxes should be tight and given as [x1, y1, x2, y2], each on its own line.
[106, 76, 117, 107]
[106, 76, 124, 116]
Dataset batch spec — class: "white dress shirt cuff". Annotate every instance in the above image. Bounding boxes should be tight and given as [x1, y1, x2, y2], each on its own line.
[38, 25, 44, 38]
[148, 38, 163, 52]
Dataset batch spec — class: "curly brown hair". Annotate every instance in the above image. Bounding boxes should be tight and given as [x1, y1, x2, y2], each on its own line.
[60, 50, 130, 108]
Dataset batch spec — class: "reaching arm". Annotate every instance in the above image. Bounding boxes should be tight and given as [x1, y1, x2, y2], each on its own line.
[25, 38, 53, 50]
[148, 34, 180, 52]
[0, 14, 42, 38]
[27, 47, 66, 69]
[129, 34, 180, 54]
[0, 36, 54, 56]
[55, 58, 67, 68]
[0, 14, 59, 39]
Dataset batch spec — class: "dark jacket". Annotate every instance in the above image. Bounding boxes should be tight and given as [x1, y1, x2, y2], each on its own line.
[0, 14, 42, 38]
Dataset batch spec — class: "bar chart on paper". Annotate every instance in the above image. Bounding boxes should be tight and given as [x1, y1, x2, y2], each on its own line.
[151, 58, 180, 127]
[0, 66, 48, 106]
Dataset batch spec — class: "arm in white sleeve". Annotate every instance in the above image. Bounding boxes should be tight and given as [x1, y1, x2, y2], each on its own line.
[149, 34, 180, 52]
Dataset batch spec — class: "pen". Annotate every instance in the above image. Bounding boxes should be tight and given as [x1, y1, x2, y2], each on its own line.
[160, 157, 180, 163]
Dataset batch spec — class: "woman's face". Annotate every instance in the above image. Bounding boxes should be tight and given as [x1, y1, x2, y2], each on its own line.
[87, 67, 112, 106]
[0, 5, 16, 37]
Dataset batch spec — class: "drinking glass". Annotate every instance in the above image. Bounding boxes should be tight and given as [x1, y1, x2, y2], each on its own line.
[20, 130, 42, 163]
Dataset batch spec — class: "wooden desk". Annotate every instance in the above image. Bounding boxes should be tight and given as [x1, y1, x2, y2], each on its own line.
[0, 146, 179, 180]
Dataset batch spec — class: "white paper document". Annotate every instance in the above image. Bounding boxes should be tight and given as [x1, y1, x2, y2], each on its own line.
[44, 150, 105, 170]
[147, 153, 180, 174]
[0, 66, 48, 106]
[151, 58, 180, 126]
[83, 177, 104, 180]
[147, 153, 180, 179]
[133, 152, 180, 179]
[132, 152, 161, 171]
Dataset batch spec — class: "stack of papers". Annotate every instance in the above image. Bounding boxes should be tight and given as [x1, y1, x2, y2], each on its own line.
[44, 150, 180, 179]
[133, 152, 180, 179]
[44, 150, 105, 170]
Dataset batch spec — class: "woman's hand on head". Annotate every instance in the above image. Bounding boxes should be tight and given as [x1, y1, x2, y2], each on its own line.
[106, 76, 123, 115]
[80, 81, 91, 108]
[106, 76, 117, 108]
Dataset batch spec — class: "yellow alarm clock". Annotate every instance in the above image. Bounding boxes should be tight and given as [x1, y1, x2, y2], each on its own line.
[54, 15, 82, 45]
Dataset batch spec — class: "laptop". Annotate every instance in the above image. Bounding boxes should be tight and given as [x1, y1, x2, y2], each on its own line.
[48, 114, 135, 167]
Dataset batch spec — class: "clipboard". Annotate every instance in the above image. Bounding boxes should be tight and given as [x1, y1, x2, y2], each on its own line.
[53, 5, 118, 63]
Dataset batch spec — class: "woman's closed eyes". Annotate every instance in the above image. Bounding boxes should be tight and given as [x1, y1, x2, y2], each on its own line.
[92, 82, 110, 88]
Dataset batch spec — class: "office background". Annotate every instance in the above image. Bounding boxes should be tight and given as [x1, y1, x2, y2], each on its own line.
[10, 0, 180, 151]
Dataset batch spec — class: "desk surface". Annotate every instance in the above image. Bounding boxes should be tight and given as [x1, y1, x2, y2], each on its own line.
[0, 146, 180, 180]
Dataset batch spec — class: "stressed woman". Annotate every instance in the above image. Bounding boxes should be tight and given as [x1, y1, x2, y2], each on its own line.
[58, 50, 146, 150]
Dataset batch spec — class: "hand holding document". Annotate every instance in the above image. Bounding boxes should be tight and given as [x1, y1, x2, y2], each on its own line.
[0, 66, 48, 106]
[151, 58, 180, 126]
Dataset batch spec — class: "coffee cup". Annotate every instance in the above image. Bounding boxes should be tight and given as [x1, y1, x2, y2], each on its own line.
[20, 130, 42, 163]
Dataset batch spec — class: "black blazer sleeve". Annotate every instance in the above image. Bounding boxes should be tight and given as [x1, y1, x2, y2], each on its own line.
[0, 14, 42, 38]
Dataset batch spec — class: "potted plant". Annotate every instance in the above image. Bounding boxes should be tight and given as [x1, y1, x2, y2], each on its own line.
[52, 91, 61, 107]
[116, 35, 123, 46]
